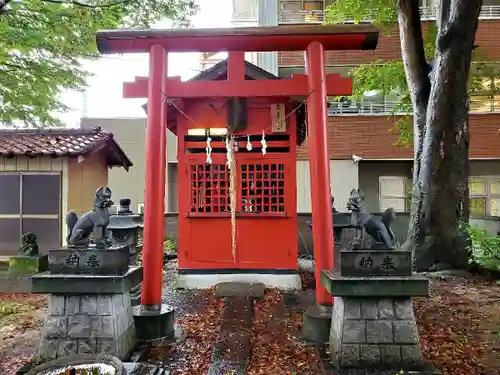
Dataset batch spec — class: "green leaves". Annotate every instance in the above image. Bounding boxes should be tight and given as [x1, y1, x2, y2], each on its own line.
[324, 0, 397, 26]
[0, 0, 198, 127]
[324, 1, 493, 144]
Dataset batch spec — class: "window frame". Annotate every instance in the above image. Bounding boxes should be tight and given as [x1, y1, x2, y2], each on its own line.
[0, 172, 62, 254]
[378, 176, 412, 213]
[469, 176, 500, 217]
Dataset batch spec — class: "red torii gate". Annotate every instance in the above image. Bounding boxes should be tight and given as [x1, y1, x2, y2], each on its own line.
[96, 24, 378, 309]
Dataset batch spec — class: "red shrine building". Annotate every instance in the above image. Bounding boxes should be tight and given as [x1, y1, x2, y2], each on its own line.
[164, 61, 307, 289]
[96, 25, 379, 306]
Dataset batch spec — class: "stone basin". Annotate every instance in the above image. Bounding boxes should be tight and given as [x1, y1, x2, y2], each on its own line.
[25, 355, 125, 375]
[307, 212, 354, 245]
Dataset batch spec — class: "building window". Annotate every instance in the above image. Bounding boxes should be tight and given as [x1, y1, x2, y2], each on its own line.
[470, 77, 500, 113]
[469, 177, 500, 216]
[0, 173, 61, 256]
[379, 176, 412, 213]
[279, 0, 325, 23]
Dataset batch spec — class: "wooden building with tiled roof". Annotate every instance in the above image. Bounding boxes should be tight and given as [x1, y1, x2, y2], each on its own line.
[0, 126, 132, 259]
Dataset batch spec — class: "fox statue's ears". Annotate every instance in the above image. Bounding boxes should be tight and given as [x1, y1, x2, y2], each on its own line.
[349, 188, 365, 200]
[357, 188, 365, 200]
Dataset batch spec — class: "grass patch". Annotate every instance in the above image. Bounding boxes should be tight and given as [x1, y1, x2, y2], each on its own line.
[0, 302, 30, 316]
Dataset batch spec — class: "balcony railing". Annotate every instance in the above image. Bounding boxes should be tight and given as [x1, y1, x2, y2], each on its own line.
[231, 11, 258, 23]
[328, 98, 500, 116]
[278, 5, 500, 24]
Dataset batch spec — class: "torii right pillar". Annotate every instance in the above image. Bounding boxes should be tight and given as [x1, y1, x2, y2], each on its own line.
[302, 40, 336, 343]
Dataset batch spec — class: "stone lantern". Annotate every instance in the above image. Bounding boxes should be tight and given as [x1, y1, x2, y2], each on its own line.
[108, 198, 143, 265]
[108, 198, 143, 306]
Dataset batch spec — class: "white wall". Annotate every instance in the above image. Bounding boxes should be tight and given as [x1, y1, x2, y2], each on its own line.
[80, 117, 178, 212]
[296, 160, 359, 213]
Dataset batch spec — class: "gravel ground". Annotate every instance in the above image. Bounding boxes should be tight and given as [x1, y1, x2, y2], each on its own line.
[162, 259, 212, 316]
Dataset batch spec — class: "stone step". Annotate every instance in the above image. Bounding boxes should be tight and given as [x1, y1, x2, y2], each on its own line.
[214, 282, 265, 299]
[331, 369, 441, 375]
[209, 296, 254, 374]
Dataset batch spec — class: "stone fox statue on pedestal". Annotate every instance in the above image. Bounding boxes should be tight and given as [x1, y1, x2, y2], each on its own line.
[347, 188, 396, 250]
[66, 186, 114, 248]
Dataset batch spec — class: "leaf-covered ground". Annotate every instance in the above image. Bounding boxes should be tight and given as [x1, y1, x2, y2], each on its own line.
[248, 289, 324, 375]
[414, 277, 500, 375]
[1, 276, 500, 375]
[0, 293, 47, 375]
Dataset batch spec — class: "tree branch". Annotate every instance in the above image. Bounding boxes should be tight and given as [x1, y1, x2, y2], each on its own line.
[396, 0, 431, 109]
[41, 0, 132, 9]
[437, 0, 482, 53]
[437, 0, 451, 34]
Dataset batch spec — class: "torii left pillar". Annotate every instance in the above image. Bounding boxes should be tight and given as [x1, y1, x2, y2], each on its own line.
[131, 44, 175, 341]
[301, 41, 335, 345]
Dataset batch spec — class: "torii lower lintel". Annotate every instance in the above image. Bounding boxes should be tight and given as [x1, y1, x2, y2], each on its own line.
[122, 73, 353, 99]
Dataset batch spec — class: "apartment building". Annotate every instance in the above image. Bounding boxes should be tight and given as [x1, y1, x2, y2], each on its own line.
[82, 0, 500, 219]
[229, 0, 500, 217]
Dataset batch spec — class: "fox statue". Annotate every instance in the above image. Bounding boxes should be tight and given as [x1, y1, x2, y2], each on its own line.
[347, 188, 396, 250]
[66, 186, 114, 248]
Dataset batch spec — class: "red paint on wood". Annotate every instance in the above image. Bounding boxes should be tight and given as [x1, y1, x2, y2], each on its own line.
[176, 101, 297, 271]
[113, 24, 378, 305]
[123, 74, 352, 99]
[305, 41, 335, 305]
[96, 25, 378, 54]
[141, 45, 167, 307]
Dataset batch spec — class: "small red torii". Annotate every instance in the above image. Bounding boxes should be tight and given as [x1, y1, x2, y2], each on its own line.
[96, 24, 378, 309]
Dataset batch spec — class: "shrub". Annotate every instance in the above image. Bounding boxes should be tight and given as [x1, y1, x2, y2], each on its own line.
[467, 226, 500, 272]
[163, 237, 178, 254]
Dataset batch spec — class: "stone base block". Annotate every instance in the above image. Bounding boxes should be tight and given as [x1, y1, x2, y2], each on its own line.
[37, 292, 136, 363]
[302, 305, 332, 344]
[132, 304, 174, 341]
[32, 266, 142, 294]
[130, 283, 141, 307]
[329, 297, 425, 370]
[214, 282, 265, 299]
[8, 255, 48, 275]
[176, 272, 301, 291]
[321, 270, 429, 297]
[48, 245, 129, 275]
[0, 274, 32, 293]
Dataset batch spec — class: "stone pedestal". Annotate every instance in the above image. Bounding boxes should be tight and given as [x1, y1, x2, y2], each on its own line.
[32, 266, 142, 363]
[48, 245, 129, 275]
[329, 297, 423, 368]
[132, 304, 175, 342]
[321, 250, 430, 371]
[8, 255, 48, 275]
[302, 304, 332, 343]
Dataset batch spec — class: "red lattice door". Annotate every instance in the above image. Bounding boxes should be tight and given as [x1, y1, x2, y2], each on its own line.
[235, 159, 296, 269]
[181, 155, 295, 269]
[183, 157, 235, 265]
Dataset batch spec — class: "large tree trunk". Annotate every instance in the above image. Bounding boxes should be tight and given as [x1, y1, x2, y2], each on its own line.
[399, 0, 482, 271]
[396, 0, 430, 255]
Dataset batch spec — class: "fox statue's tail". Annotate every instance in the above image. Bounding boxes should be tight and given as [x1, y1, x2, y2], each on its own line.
[381, 207, 396, 244]
[65, 210, 78, 243]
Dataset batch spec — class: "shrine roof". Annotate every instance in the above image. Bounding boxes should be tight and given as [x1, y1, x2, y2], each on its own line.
[96, 24, 379, 54]
[142, 58, 281, 114]
[141, 58, 307, 145]
[0, 127, 133, 170]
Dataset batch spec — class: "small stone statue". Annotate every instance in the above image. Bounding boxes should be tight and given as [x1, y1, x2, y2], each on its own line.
[66, 186, 114, 248]
[332, 196, 338, 214]
[18, 232, 39, 256]
[346, 188, 396, 250]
